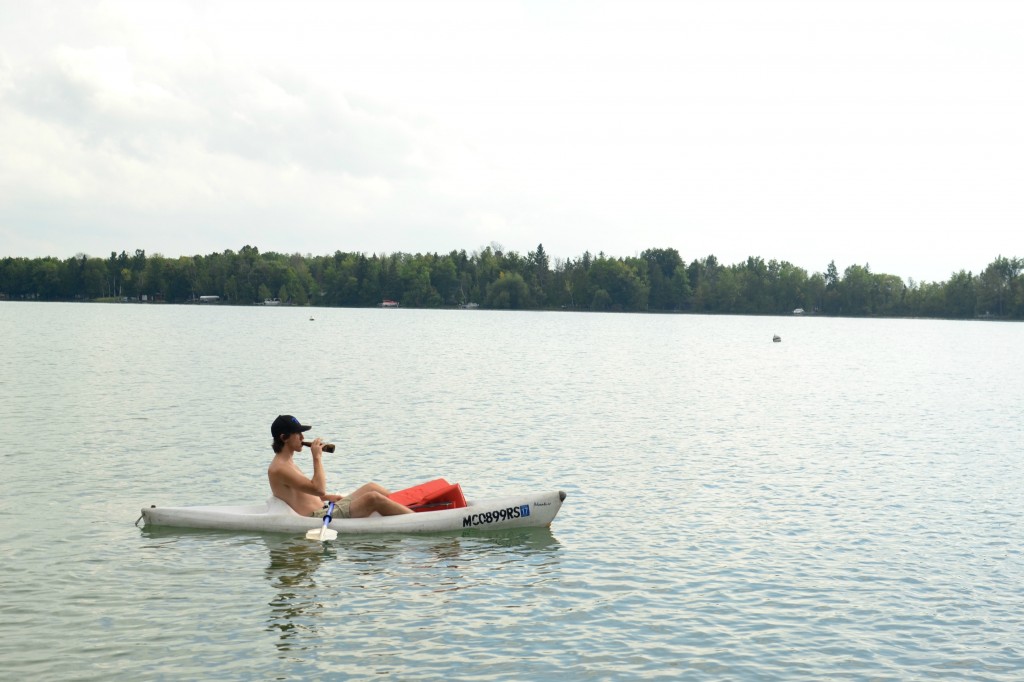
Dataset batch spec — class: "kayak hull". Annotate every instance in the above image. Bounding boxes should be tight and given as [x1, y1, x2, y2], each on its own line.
[141, 490, 566, 535]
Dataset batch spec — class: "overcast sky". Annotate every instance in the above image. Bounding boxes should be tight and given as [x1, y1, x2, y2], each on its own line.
[1, 0, 1021, 282]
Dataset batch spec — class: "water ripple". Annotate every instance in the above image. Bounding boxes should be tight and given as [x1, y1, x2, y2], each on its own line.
[2, 306, 1023, 679]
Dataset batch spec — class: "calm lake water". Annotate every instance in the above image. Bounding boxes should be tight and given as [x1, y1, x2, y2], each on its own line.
[1, 302, 1022, 680]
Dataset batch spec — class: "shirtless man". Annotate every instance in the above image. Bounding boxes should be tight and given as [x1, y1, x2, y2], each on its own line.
[267, 414, 415, 519]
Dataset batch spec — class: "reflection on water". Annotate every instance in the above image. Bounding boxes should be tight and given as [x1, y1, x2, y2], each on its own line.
[260, 528, 562, 653]
[263, 538, 334, 653]
[465, 527, 562, 552]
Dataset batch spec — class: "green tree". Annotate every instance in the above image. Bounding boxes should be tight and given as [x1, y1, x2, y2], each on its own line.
[945, 270, 977, 318]
[32, 259, 62, 299]
[688, 255, 719, 312]
[840, 264, 873, 315]
[776, 261, 810, 313]
[806, 272, 826, 313]
[590, 287, 612, 311]
[589, 256, 647, 311]
[429, 254, 459, 305]
[643, 247, 684, 310]
[977, 256, 1021, 318]
[669, 264, 693, 310]
[82, 257, 108, 299]
[711, 267, 740, 312]
[874, 273, 906, 316]
[485, 272, 530, 309]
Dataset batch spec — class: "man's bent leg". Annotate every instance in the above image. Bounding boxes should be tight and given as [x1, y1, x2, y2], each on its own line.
[348, 482, 391, 499]
[349, 491, 414, 518]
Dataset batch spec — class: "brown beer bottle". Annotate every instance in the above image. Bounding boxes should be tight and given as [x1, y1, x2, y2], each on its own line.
[302, 441, 336, 453]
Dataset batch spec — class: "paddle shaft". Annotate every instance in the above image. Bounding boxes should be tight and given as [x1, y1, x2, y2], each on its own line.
[318, 500, 336, 540]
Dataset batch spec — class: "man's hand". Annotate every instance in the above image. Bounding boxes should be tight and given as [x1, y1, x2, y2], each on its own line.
[309, 437, 324, 457]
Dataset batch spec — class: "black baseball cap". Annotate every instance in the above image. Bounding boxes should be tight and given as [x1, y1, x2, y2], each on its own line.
[271, 415, 311, 439]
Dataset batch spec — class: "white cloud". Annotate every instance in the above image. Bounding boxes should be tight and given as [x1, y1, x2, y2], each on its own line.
[1, 0, 1022, 281]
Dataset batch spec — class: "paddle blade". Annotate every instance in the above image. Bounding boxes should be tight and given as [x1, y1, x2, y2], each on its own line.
[306, 527, 338, 541]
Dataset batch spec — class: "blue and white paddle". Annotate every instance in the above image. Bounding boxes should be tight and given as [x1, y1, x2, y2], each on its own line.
[306, 501, 338, 541]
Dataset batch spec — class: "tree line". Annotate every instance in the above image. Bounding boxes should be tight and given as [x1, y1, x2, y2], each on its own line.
[1, 244, 1022, 319]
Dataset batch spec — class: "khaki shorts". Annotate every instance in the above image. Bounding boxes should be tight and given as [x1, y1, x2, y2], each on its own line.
[311, 499, 351, 519]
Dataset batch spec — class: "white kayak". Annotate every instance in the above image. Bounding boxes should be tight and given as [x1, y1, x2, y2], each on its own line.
[140, 490, 566, 535]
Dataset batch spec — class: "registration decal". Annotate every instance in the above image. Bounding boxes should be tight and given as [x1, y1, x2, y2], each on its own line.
[462, 504, 530, 527]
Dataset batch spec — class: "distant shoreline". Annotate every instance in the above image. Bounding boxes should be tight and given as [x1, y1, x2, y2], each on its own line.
[2, 247, 1021, 320]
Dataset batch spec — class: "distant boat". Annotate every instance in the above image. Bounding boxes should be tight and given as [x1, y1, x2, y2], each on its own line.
[792, 308, 804, 315]
[773, 335, 781, 342]
[264, 298, 281, 306]
[459, 302, 480, 310]
[381, 300, 399, 308]
[198, 295, 220, 303]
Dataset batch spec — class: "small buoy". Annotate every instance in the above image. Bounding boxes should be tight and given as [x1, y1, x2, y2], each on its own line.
[773, 335, 781, 342]
[309, 317, 315, 321]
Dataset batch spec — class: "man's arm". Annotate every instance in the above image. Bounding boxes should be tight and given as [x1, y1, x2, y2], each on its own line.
[307, 440, 327, 496]
[270, 440, 328, 497]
